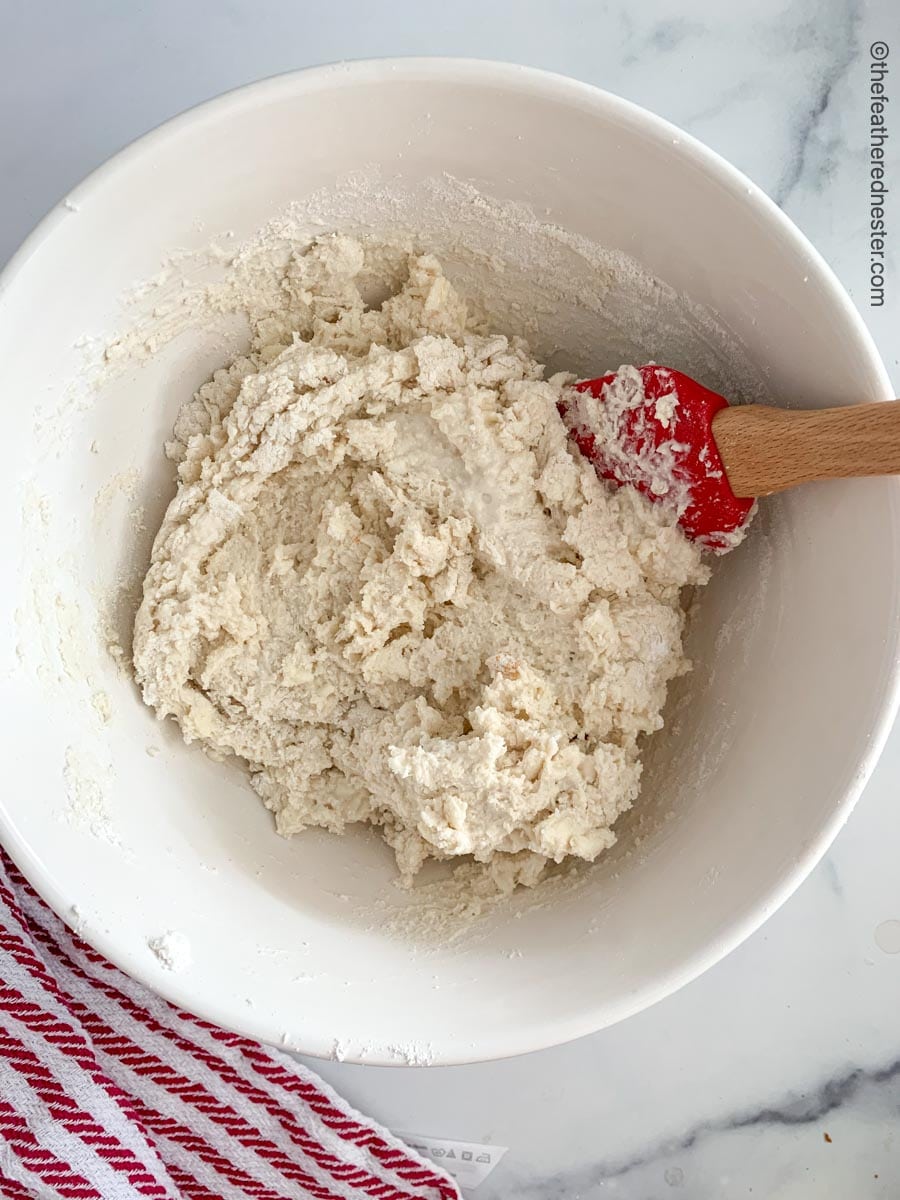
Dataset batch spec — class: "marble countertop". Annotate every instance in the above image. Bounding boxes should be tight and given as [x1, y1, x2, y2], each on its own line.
[4, 1, 899, 1194]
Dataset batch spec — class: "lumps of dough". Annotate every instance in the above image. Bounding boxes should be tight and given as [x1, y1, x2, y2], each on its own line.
[133, 237, 708, 882]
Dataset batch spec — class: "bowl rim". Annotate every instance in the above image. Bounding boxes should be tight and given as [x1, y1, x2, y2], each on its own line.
[2, 56, 899, 1065]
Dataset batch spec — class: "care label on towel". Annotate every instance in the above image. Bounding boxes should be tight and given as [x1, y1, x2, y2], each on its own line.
[398, 1132, 508, 1190]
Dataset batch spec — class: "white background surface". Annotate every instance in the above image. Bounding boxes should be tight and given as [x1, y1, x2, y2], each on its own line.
[4, 1, 900, 1195]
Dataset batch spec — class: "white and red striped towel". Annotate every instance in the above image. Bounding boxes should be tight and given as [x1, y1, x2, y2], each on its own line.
[0, 849, 459, 1200]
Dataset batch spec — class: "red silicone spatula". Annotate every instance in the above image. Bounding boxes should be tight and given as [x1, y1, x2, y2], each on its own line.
[560, 365, 900, 551]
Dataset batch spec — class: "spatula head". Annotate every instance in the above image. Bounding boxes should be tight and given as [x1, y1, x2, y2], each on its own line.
[559, 365, 754, 551]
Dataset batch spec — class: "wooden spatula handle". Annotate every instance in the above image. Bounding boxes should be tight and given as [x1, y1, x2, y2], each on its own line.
[712, 401, 900, 498]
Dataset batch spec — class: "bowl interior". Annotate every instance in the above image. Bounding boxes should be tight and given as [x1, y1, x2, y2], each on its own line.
[1, 61, 898, 1064]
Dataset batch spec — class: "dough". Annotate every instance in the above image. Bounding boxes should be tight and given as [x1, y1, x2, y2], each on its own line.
[133, 237, 708, 881]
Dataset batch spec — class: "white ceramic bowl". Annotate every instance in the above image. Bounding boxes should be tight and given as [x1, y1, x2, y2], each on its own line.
[2, 60, 899, 1066]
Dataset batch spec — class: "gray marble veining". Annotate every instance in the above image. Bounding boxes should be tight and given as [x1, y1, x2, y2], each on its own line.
[771, 0, 861, 207]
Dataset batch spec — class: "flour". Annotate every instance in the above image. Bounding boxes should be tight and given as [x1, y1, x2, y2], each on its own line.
[367, 856, 594, 948]
[95, 172, 766, 406]
[133, 236, 709, 884]
[147, 930, 192, 972]
[62, 745, 118, 845]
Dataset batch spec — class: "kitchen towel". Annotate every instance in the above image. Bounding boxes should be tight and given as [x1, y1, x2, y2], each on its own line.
[0, 849, 459, 1200]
